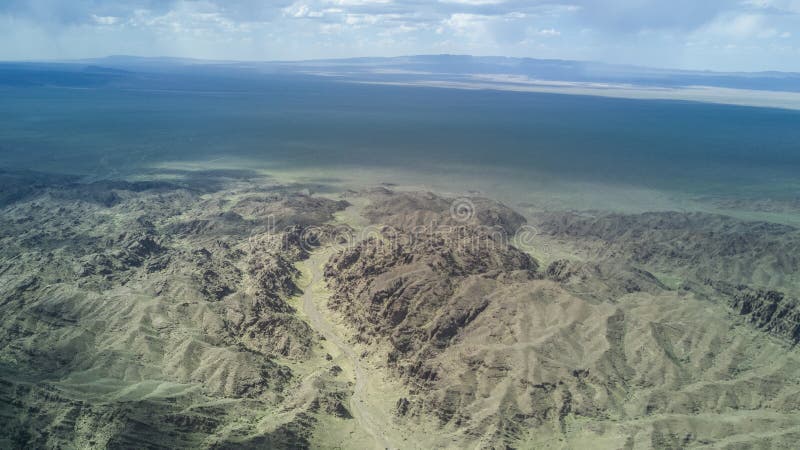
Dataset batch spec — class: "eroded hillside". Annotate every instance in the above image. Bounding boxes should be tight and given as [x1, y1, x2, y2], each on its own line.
[0, 169, 358, 449]
[2, 170, 800, 449]
[322, 190, 800, 448]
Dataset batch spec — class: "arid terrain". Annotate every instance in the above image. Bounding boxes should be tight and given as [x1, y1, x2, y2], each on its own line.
[1, 168, 800, 449]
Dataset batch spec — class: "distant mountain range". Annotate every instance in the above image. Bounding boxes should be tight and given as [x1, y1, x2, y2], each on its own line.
[91, 54, 800, 92]
[3, 55, 800, 110]
[0, 54, 798, 92]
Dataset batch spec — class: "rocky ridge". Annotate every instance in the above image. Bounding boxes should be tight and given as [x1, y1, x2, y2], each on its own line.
[3, 171, 800, 448]
[536, 210, 800, 344]
[0, 169, 357, 449]
[321, 191, 800, 448]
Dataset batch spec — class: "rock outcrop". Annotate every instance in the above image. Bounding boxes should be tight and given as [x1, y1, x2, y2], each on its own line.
[4, 173, 800, 449]
[536, 211, 800, 294]
[0, 169, 353, 449]
[322, 191, 800, 448]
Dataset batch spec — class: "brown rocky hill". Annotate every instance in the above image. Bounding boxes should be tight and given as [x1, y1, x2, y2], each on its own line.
[0, 170, 353, 449]
[3, 173, 800, 448]
[537, 211, 800, 345]
[323, 191, 800, 448]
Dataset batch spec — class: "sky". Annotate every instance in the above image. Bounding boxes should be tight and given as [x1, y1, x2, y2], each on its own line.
[1, 0, 800, 71]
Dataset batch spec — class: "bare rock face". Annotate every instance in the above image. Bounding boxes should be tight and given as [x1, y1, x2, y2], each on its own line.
[712, 281, 800, 343]
[325, 192, 538, 352]
[537, 209, 800, 345]
[0, 170, 351, 449]
[545, 259, 669, 299]
[323, 191, 800, 448]
[325, 224, 538, 348]
[537, 211, 800, 294]
[363, 189, 527, 235]
[5, 172, 800, 449]
[231, 193, 350, 228]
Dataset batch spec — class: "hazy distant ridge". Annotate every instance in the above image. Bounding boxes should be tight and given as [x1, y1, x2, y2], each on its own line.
[4, 55, 800, 93]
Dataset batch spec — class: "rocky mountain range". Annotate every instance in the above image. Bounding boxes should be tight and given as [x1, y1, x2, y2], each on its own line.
[1, 169, 800, 448]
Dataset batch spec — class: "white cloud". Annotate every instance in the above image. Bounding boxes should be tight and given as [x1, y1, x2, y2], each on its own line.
[699, 13, 784, 40]
[742, 0, 800, 13]
[91, 14, 120, 26]
[439, 13, 487, 36]
[324, 0, 392, 5]
[538, 28, 561, 36]
[283, 3, 325, 18]
[345, 13, 381, 25]
[438, 0, 507, 5]
[0, 0, 799, 71]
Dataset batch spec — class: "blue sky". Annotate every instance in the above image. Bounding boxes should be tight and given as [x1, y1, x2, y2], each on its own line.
[2, 0, 800, 71]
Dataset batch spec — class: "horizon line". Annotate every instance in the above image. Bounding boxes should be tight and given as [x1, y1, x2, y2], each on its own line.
[1, 53, 798, 77]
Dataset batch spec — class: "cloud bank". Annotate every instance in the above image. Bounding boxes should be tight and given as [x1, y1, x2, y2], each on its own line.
[1, 0, 799, 71]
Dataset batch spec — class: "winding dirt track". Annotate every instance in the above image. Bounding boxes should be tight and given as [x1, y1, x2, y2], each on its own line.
[299, 250, 394, 450]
